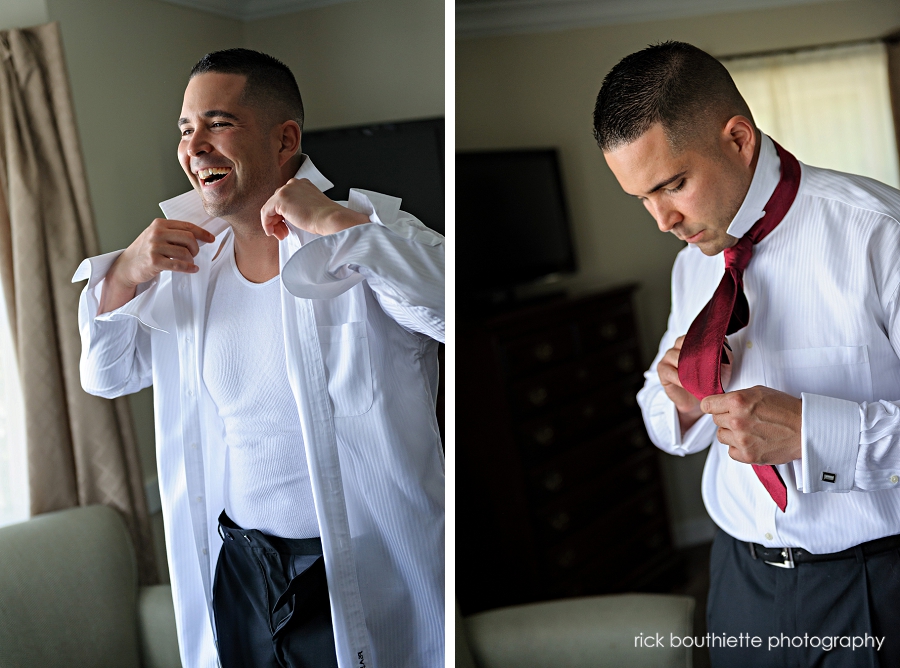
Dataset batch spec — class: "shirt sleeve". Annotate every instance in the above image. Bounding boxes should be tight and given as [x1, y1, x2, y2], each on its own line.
[798, 280, 900, 494]
[72, 251, 156, 398]
[280, 189, 445, 343]
[637, 252, 718, 456]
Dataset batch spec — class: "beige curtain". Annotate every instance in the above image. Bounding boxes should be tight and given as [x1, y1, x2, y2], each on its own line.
[0, 22, 157, 584]
[887, 32, 900, 164]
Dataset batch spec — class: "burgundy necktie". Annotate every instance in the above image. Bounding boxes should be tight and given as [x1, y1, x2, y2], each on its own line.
[678, 141, 800, 512]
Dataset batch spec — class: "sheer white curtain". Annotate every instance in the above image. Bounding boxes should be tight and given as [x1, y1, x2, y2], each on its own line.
[726, 42, 900, 189]
[0, 279, 27, 528]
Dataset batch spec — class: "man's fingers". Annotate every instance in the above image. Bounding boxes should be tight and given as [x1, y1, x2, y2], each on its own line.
[657, 361, 682, 387]
[155, 218, 215, 243]
[700, 392, 732, 415]
[155, 244, 198, 270]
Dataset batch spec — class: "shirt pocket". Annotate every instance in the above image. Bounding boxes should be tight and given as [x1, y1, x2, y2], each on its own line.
[764, 345, 873, 402]
[316, 321, 375, 416]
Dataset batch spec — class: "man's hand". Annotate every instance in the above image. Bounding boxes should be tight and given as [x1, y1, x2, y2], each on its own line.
[700, 386, 802, 465]
[99, 219, 215, 314]
[261, 178, 370, 240]
[658, 335, 733, 433]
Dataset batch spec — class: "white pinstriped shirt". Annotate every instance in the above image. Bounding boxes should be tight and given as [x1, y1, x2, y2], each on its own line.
[638, 133, 900, 553]
[74, 156, 444, 668]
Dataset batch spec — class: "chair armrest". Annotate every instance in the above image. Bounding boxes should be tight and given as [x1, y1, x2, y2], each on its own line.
[138, 584, 183, 668]
[463, 593, 695, 668]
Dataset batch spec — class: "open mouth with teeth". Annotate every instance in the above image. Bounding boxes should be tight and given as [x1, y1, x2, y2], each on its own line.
[197, 167, 232, 187]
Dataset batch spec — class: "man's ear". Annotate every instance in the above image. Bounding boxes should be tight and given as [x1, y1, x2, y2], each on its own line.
[722, 115, 757, 168]
[277, 120, 302, 167]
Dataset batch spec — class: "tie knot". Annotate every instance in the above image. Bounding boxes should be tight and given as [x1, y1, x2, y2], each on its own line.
[724, 235, 753, 272]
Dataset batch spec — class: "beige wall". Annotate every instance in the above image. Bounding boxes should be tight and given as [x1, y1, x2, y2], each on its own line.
[457, 0, 900, 541]
[246, 0, 444, 130]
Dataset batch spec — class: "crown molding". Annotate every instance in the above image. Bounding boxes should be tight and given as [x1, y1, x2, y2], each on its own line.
[457, 0, 832, 40]
[156, 0, 354, 21]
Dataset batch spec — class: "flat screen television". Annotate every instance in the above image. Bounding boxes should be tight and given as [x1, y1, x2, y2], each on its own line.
[456, 148, 577, 302]
[302, 118, 444, 235]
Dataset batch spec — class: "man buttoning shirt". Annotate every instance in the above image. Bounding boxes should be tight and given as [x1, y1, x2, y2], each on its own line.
[74, 49, 444, 668]
[593, 41, 900, 668]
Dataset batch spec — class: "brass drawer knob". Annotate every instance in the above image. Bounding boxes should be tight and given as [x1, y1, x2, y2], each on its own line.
[533, 343, 554, 361]
[557, 549, 577, 569]
[533, 426, 555, 446]
[550, 512, 571, 532]
[630, 431, 645, 448]
[542, 471, 563, 492]
[617, 354, 635, 372]
[635, 466, 652, 483]
[529, 387, 549, 406]
[600, 323, 618, 340]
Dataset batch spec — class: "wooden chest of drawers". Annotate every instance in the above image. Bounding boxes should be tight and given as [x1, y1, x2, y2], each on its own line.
[457, 286, 676, 614]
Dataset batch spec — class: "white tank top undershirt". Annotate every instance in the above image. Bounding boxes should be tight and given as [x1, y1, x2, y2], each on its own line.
[202, 239, 319, 539]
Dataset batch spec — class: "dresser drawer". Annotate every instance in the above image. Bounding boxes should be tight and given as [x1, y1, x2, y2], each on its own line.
[531, 454, 662, 542]
[508, 344, 642, 415]
[578, 304, 638, 351]
[500, 325, 578, 378]
[542, 512, 668, 582]
[546, 527, 673, 598]
[526, 419, 652, 500]
[516, 384, 644, 462]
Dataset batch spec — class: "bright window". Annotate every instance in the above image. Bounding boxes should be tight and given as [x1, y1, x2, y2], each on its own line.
[726, 42, 900, 189]
[0, 283, 28, 528]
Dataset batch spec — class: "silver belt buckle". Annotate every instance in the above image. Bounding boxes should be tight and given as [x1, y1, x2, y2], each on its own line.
[764, 547, 796, 569]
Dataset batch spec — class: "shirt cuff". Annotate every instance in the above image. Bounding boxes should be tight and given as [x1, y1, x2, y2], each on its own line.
[72, 249, 125, 289]
[94, 279, 166, 332]
[800, 392, 861, 493]
[348, 189, 443, 247]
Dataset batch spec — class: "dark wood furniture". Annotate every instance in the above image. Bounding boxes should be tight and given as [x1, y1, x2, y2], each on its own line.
[457, 286, 676, 614]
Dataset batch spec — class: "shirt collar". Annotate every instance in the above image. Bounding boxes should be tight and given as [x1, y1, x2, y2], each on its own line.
[157, 153, 334, 237]
[725, 132, 781, 240]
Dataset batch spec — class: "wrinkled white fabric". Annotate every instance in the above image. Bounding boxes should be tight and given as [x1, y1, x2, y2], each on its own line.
[638, 133, 900, 553]
[73, 156, 445, 668]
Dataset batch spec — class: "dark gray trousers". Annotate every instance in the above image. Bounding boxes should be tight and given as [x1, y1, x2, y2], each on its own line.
[212, 512, 339, 668]
[708, 530, 900, 668]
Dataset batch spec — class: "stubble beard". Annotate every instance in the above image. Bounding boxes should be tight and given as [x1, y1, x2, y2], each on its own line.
[199, 170, 274, 235]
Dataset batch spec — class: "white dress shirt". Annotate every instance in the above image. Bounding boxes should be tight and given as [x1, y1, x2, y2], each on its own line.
[73, 156, 445, 668]
[638, 133, 900, 554]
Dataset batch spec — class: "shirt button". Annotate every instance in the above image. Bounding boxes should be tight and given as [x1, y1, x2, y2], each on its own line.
[746, 341, 753, 349]
[891, 475, 899, 484]
[187, 389, 194, 397]
[185, 336, 192, 343]
[196, 496, 203, 502]
[202, 548, 208, 555]
[765, 532, 773, 540]
[191, 443, 198, 450]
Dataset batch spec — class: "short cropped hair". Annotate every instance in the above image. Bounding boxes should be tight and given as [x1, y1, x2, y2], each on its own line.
[190, 48, 304, 131]
[593, 41, 753, 153]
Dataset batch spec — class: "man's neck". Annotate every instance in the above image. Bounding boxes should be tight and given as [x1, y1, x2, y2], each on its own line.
[225, 154, 306, 283]
[232, 225, 280, 283]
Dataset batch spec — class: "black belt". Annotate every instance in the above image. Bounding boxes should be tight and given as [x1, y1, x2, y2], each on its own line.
[748, 533, 900, 569]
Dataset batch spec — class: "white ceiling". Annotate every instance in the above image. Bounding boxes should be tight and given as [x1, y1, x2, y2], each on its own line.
[156, 0, 355, 21]
[457, 0, 835, 39]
